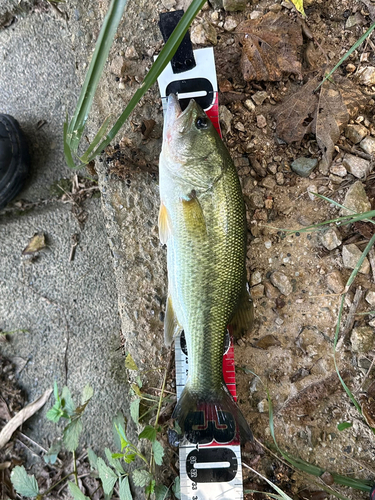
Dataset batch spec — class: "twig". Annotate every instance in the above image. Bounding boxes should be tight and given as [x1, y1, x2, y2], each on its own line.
[342, 287, 363, 342]
[368, 248, 375, 284]
[17, 431, 48, 454]
[358, 354, 375, 392]
[337, 144, 373, 161]
[73, 450, 78, 485]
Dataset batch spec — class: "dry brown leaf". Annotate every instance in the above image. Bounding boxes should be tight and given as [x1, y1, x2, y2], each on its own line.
[22, 232, 46, 255]
[0, 388, 52, 449]
[238, 12, 303, 82]
[273, 77, 319, 144]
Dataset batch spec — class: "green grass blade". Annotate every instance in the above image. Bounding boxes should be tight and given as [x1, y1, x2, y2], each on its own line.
[67, 0, 128, 153]
[243, 464, 294, 500]
[80, 115, 112, 164]
[84, 0, 208, 163]
[316, 20, 375, 91]
[310, 193, 375, 225]
[346, 232, 375, 290]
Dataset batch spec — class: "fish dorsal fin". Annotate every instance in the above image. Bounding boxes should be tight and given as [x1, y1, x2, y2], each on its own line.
[229, 282, 254, 338]
[158, 201, 172, 245]
[182, 191, 206, 237]
[164, 295, 182, 346]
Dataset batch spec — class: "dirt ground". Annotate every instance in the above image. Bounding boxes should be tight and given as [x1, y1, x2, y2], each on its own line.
[2, 0, 375, 498]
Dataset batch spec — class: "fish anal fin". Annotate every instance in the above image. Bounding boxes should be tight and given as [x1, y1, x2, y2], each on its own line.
[230, 282, 254, 338]
[158, 201, 171, 245]
[164, 295, 182, 346]
[182, 191, 206, 236]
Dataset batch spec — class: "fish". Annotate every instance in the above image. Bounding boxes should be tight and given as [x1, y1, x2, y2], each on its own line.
[158, 93, 253, 444]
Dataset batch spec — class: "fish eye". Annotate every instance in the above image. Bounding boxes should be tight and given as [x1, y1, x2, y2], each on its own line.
[195, 116, 209, 130]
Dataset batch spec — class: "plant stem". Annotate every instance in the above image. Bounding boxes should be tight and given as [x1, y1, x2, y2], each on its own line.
[40, 472, 74, 498]
[73, 450, 78, 485]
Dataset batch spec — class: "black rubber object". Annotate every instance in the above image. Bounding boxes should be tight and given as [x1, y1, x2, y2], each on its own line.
[0, 114, 30, 210]
[159, 10, 196, 74]
[370, 484, 375, 500]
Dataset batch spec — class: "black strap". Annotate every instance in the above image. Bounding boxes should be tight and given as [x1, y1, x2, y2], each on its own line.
[158, 10, 196, 74]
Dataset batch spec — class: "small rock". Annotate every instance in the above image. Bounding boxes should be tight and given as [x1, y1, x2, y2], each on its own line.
[251, 270, 262, 286]
[258, 399, 269, 413]
[342, 154, 371, 179]
[264, 240, 272, 249]
[244, 99, 256, 112]
[219, 105, 233, 132]
[345, 12, 365, 29]
[351, 327, 374, 353]
[223, 0, 247, 11]
[359, 66, 375, 86]
[161, 0, 176, 7]
[191, 22, 217, 45]
[329, 174, 344, 184]
[254, 334, 281, 349]
[268, 164, 277, 175]
[251, 284, 265, 299]
[344, 124, 368, 144]
[245, 189, 264, 209]
[369, 318, 375, 328]
[307, 185, 317, 201]
[275, 172, 284, 185]
[330, 163, 347, 177]
[342, 244, 370, 274]
[261, 176, 276, 190]
[320, 228, 342, 251]
[326, 270, 344, 293]
[270, 271, 293, 296]
[235, 122, 245, 132]
[125, 46, 139, 60]
[250, 10, 262, 19]
[264, 281, 279, 299]
[252, 91, 268, 106]
[340, 181, 371, 216]
[268, 3, 282, 12]
[256, 115, 267, 128]
[365, 291, 375, 307]
[360, 136, 375, 155]
[110, 55, 126, 76]
[346, 63, 356, 73]
[291, 157, 318, 178]
[224, 17, 238, 31]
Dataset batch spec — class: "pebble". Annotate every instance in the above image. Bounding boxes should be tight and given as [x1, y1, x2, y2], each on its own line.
[344, 124, 368, 144]
[223, 0, 247, 10]
[270, 271, 293, 296]
[268, 164, 277, 175]
[264, 240, 272, 249]
[251, 270, 262, 286]
[245, 189, 264, 208]
[235, 122, 245, 132]
[244, 99, 256, 112]
[191, 22, 217, 45]
[346, 12, 365, 29]
[252, 91, 268, 106]
[161, 0, 176, 7]
[109, 55, 126, 76]
[256, 115, 267, 128]
[320, 228, 342, 251]
[258, 399, 269, 413]
[276, 172, 284, 185]
[224, 17, 238, 31]
[365, 291, 375, 307]
[251, 284, 265, 299]
[326, 270, 344, 293]
[291, 157, 318, 178]
[125, 46, 138, 60]
[261, 176, 276, 190]
[330, 163, 347, 177]
[219, 105, 233, 132]
[359, 66, 375, 86]
[369, 318, 375, 328]
[342, 244, 370, 274]
[342, 154, 371, 179]
[329, 174, 344, 184]
[340, 181, 371, 216]
[264, 281, 280, 299]
[351, 327, 374, 353]
[307, 185, 317, 201]
[360, 136, 375, 155]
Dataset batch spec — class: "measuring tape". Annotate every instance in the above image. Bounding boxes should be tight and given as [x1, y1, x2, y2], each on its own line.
[156, 12, 244, 498]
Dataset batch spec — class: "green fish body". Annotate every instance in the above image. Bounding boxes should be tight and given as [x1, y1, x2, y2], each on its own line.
[159, 94, 253, 444]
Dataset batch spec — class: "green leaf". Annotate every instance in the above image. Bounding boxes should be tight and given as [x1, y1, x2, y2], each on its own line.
[11, 466, 39, 497]
[88, 448, 98, 470]
[288, 0, 305, 15]
[46, 404, 64, 423]
[132, 469, 153, 488]
[131, 383, 142, 398]
[125, 352, 138, 370]
[53, 380, 59, 402]
[130, 398, 140, 424]
[68, 482, 90, 500]
[139, 425, 156, 442]
[145, 479, 156, 496]
[119, 476, 133, 500]
[105, 447, 125, 474]
[113, 412, 127, 451]
[44, 440, 62, 464]
[155, 484, 170, 500]
[337, 422, 353, 431]
[63, 418, 83, 452]
[136, 375, 142, 388]
[61, 386, 75, 416]
[172, 477, 181, 500]
[115, 423, 129, 451]
[97, 457, 118, 494]
[123, 452, 136, 463]
[152, 440, 164, 466]
[81, 384, 94, 405]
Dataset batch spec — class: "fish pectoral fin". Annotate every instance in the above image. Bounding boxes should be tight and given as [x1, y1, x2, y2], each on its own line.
[229, 282, 254, 338]
[164, 295, 182, 346]
[182, 191, 207, 236]
[158, 201, 172, 245]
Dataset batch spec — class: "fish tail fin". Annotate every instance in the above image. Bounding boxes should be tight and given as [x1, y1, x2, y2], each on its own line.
[172, 382, 252, 444]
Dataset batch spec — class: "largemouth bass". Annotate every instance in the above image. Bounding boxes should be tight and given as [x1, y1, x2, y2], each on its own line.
[159, 94, 253, 444]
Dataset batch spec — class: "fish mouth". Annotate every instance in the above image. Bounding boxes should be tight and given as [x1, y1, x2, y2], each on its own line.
[164, 93, 196, 130]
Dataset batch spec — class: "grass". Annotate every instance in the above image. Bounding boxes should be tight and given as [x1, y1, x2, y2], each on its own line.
[64, 0, 208, 169]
